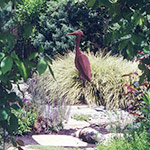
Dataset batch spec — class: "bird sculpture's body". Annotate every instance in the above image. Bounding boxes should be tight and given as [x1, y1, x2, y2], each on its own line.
[68, 30, 92, 82]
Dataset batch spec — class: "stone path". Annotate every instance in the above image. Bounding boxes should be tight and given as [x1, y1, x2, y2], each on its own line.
[8, 104, 136, 150]
[32, 135, 93, 147]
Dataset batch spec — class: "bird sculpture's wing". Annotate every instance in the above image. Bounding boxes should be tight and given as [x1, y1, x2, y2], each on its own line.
[77, 54, 92, 81]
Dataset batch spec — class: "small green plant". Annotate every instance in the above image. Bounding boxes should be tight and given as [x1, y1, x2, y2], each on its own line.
[12, 99, 38, 135]
[71, 114, 91, 121]
[49, 122, 63, 132]
[96, 127, 149, 150]
[105, 110, 123, 133]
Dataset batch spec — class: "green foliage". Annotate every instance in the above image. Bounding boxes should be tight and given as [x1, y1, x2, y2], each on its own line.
[0, 0, 54, 149]
[32, 0, 77, 57]
[15, 0, 47, 25]
[32, 0, 105, 57]
[1, 56, 13, 74]
[49, 122, 63, 133]
[88, 0, 150, 83]
[67, 0, 105, 53]
[0, 2, 14, 31]
[141, 91, 150, 129]
[142, 91, 150, 116]
[13, 0, 49, 63]
[122, 72, 150, 129]
[96, 128, 149, 150]
[137, 51, 150, 84]
[71, 114, 91, 121]
[0, 87, 22, 135]
[37, 57, 48, 75]
[32, 52, 139, 109]
[12, 101, 37, 135]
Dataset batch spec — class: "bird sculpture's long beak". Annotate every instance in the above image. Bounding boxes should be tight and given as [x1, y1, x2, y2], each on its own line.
[67, 32, 76, 35]
[67, 31, 86, 37]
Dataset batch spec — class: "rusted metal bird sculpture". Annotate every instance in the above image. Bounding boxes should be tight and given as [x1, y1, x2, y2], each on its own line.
[67, 30, 92, 82]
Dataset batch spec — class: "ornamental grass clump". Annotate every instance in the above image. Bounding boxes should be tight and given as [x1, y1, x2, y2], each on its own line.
[33, 52, 139, 110]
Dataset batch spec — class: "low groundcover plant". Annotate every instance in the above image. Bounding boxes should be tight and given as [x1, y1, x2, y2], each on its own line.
[96, 126, 149, 150]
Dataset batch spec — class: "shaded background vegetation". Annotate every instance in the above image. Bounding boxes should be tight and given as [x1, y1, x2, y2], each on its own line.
[16, 0, 106, 57]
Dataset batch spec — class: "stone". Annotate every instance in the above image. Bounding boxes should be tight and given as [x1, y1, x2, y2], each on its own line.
[8, 104, 138, 149]
[11, 82, 32, 101]
[93, 105, 105, 112]
[76, 127, 105, 144]
[32, 134, 89, 147]
[63, 118, 90, 129]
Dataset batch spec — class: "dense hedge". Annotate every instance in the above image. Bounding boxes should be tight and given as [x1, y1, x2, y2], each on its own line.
[32, 0, 105, 57]
[32, 0, 76, 57]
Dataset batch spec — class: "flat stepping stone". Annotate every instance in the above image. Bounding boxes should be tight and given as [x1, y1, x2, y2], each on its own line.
[32, 134, 94, 147]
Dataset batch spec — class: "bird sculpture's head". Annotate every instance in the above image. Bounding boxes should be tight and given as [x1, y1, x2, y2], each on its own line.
[67, 30, 85, 37]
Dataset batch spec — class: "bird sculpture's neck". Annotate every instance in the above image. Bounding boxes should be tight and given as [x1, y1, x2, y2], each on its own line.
[76, 35, 82, 55]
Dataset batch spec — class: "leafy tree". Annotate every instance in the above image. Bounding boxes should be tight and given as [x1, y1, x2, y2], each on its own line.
[0, 0, 54, 149]
[88, 0, 150, 84]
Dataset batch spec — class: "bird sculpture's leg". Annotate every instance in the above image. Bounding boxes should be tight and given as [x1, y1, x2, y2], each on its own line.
[82, 79, 85, 88]
[80, 79, 87, 104]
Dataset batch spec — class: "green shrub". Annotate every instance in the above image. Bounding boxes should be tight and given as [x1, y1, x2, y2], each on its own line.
[15, 0, 47, 25]
[13, 0, 48, 60]
[96, 127, 149, 150]
[30, 52, 140, 110]
[122, 72, 150, 122]
[0, 2, 14, 32]
[13, 0, 106, 59]
[32, 0, 76, 57]
[12, 100, 38, 135]
[32, 0, 105, 57]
